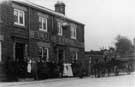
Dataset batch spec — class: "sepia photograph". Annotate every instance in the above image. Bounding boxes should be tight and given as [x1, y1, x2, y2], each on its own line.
[0, 0, 134, 87]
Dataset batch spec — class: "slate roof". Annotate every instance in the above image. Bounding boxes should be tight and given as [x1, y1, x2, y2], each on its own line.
[11, 0, 84, 25]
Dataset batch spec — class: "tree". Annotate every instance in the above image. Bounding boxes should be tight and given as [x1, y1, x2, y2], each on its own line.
[115, 35, 133, 57]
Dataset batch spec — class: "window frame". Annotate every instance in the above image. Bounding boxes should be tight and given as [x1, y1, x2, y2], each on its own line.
[14, 8, 25, 26]
[75, 51, 78, 60]
[72, 51, 78, 61]
[58, 22, 63, 36]
[39, 16, 48, 32]
[71, 24, 77, 39]
[39, 47, 49, 62]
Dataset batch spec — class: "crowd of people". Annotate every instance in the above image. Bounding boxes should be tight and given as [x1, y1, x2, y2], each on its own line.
[90, 57, 133, 78]
[5, 57, 86, 81]
[5, 55, 133, 81]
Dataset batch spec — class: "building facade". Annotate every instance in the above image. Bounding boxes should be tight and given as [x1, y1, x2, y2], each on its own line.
[0, 0, 85, 80]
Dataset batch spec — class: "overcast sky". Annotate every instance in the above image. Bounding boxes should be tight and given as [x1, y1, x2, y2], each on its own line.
[21, 0, 135, 51]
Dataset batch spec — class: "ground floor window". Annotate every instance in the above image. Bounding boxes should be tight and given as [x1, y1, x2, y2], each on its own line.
[0, 41, 1, 62]
[39, 47, 49, 62]
[72, 51, 78, 62]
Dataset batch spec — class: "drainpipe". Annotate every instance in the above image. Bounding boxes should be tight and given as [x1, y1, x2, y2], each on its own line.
[52, 15, 54, 35]
[28, 6, 30, 58]
[0, 4, 2, 62]
[52, 15, 56, 63]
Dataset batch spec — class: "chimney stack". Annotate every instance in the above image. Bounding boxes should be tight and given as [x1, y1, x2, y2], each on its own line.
[55, 1, 65, 15]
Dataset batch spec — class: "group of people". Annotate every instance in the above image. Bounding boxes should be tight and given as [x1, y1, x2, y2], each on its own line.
[5, 57, 40, 81]
[91, 58, 115, 78]
[5, 56, 87, 82]
[91, 57, 133, 78]
[6, 57, 73, 81]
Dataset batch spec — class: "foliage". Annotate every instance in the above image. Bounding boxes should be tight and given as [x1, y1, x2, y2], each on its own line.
[115, 35, 133, 57]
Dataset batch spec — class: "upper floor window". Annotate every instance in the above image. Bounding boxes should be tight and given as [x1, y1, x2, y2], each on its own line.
[39, 47, 49, 62]
[58, 22, 63, 36]
[39, 17, 48, 32]
[14, 9, 25, 26]
[71, 24, 77, 39]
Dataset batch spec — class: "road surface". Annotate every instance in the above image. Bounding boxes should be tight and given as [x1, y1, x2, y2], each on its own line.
[0, 74, 135, 87]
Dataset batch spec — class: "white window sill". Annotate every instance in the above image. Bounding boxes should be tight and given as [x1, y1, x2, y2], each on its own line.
[71, 37, 76, 40]
[39, 29, 47, 32]
[58, 33, 62, 36]
[14, 22, 25, 27]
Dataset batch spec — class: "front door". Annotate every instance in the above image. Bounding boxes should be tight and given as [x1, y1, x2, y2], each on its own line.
[15, 43, 25, 61]
[15, 43, 26, 78]
[58, 49, 64, 64]
[57, 49, 64, 77]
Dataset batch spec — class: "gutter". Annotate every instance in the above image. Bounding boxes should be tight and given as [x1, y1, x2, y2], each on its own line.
[11, 0, 85, 26]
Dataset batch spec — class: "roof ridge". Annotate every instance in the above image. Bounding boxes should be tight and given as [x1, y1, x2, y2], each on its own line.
[26, 0, 58, 14]
[11, 0, 84, 25]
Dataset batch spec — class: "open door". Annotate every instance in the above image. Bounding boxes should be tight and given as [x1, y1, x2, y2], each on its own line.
[15, 43, 26, 78]
[15, 43, 25, 61]
[58, 49, 64, 65]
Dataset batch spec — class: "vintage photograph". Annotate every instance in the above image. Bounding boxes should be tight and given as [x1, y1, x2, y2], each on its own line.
[0, 0, 134, 87]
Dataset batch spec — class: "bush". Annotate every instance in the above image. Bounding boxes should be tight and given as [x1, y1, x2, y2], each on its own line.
[37, 62, 59, 79]
[5, 60, 18, 81]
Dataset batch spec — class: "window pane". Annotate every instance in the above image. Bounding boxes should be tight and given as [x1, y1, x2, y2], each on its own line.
[58, 23, 60, 33]
[71, 27, 74, 37]
[19, 11, 24, 24]
[73, 52, 76, 59]
[39, 47, 42, 58]
[39, 17, 42, 29]
[74, 28, 76, 37]
[14, 10, 18, 23]
[73, 52, 77, 60]
[43, 48, 47, 61]
[43, 18, 47, 30]
[71, 25, 76, 39]
[75, 52, 78, 60]
[58, 23, 62, 35]
[59, 24, 61, 33]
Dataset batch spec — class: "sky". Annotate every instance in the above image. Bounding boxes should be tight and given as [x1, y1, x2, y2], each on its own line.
[8, 0, 135, 51]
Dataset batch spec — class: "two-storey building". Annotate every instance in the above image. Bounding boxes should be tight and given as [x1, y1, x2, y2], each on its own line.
[0, 0, 85, 81]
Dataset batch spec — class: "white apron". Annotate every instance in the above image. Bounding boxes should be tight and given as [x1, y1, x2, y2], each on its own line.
[27, 60, 32, 73]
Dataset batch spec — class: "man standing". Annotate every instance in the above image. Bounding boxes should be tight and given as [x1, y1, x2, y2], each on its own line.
[31, 58, 38, 80]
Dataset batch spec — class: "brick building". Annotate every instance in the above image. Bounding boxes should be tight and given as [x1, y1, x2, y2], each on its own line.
[0, 0, 85, 81]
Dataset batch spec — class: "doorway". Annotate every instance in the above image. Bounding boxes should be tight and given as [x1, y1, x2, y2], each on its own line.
[58, 49, 64, 64]
[57, 49, 65, 77]
[15, 43, 26, 78]
[15, 43, 25, 61]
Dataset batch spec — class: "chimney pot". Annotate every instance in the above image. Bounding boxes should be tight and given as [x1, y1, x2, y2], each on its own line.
[55, 1, 65, 15]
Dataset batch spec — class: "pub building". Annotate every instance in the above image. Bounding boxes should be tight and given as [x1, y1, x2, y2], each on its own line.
[0, 0, 85, 81]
